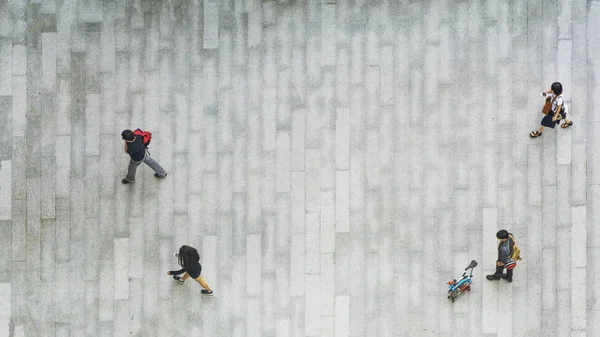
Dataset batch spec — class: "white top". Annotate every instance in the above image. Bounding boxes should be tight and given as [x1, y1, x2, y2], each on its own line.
[549, 93, 567, 114]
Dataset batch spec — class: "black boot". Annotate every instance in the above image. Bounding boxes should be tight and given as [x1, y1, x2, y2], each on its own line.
[486, 274, 501, 280]
[501, 274, 513, 282]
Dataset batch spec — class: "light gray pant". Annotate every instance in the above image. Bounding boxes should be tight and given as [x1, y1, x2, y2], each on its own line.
[126, 151, 166, 182]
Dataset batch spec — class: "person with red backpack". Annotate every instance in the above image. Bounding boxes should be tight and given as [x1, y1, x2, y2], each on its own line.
[121, 129, 167, 184]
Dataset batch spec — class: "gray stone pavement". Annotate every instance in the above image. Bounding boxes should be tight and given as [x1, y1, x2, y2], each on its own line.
[0, 0, 599, 336]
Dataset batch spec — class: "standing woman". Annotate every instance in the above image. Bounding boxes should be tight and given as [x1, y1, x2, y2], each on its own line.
[530, 81, 573, 138]
[167, 245, 214, 296]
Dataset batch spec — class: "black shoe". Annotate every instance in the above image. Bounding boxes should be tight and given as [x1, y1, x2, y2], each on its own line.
[172, 275, 184, 284]
[122, 179, 131, 184]
[201, 290, 214, 296]
[486, 274, 501, 281]
[501, 274, 513, 283]
[155, 172, 167, 178]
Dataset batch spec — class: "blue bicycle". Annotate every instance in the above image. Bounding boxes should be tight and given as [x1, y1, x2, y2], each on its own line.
[447, 260, 478, 303]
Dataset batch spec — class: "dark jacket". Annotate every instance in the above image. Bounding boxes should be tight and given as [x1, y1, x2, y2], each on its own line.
[497, 236, 514, 264]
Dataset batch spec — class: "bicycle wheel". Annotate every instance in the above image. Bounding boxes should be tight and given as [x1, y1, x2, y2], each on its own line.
[450, 288, 461, 300]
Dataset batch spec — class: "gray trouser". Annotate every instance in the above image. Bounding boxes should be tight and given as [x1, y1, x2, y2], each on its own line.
[126, 151, 166, 182]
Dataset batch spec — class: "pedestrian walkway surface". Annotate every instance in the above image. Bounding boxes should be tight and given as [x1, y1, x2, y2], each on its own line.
[0, 1, 599, 336]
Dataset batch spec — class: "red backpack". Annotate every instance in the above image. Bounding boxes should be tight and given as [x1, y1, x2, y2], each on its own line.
[133, 129, 152, 147]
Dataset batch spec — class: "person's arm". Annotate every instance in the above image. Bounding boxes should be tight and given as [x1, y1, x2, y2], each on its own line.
[553, 105, 562, 121]
[124, 141, 128, 153]
[168, 268, 185, 275]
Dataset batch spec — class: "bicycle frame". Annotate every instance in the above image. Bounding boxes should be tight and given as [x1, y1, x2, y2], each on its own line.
[447, 260, 477, 303]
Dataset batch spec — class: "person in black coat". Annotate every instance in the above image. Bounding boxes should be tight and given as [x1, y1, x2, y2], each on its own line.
[167, 245, 214, 296]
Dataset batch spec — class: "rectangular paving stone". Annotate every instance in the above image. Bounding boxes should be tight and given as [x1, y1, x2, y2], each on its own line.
[98, 259, 113, 322]
[0, 39, 11, 96]
[320, 252, 335, 316]
[320, 4, 335, 67]
[0, 161, 11, 220]
[320, 190, 335, 253]
[275, 197, 290, 254]
[305, 149, 321, 212]
[10, 201, 25, 263]
[0, 284, 9, 335]
[335, 170, 350, 233]
[41, 33, 57, 91]
[0, 221, 9, 282]
[246, 234, 261, 296]
[365, 66, 380, 128]
[305, 211, 320, 275]
[113, 238, 129, 300]
[290, 233, 305, 297]
[277, 70, 292, 130]
[571, 205, 587, 267]
[335, 295, 350, 337]
[290, 171, 305, 234]
[305, 273, 320, 336]
[276, 130, 291, 193]
[335, 108, 350, 170]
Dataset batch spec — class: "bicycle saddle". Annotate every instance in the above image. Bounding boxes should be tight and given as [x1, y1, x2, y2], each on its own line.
[465, 260, 478, 270]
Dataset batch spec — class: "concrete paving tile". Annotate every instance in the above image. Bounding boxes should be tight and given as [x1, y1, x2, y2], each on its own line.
[305, 148, 321, 212]
[334, 170, 350, 233]
[40, 219, 55, 282]
[97, 259, 113, 322]
[289, 171, 305, 234]
[113, 238, 129, 300]
[275, 194, 291, 253]
[0, 161, 11, 220]
[365, 67, 380, 129]
[246, 234, 261, 297]
[26, 177, 41, 239]
[246, 109, 261, 172]
[275, 130, 291, 194]
[261, 152, 276, 214]
[365, 190, 381, 252]
[262, 277, 276, 334]
[0, 41, 11, 99]
[321, 70, 336, 130]
[112, 299, 129, 337]
[365, 130, 379, 190]
[305, 211, 320, 275]
[290, 233, 305, 297]
[231, 194, 246, 256]
[320, 190, 334, 249]
[83, 279, 99, 336]
[262, 214, 276, 276]
[246, 297, 261, 336]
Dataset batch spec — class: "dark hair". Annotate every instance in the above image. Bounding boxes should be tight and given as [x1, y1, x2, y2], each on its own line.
[121, 129, 134, 141]
[496, 230, 509, 239]
[551, 82, 563, 95]
[178, 245, 200, 269]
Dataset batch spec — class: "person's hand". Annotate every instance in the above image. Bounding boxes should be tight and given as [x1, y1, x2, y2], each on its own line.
[496, 261, 504, 267]
[167, 271, 171, 275]
[552, 117, 557, 121]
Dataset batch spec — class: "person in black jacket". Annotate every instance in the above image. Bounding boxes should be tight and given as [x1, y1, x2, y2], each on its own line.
[167, 245, 214, 296]
[121, 129, 167, 184]
[486, 230, 516, 283]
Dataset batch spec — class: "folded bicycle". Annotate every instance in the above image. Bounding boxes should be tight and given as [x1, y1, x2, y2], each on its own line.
[447, 260, 478, 303]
